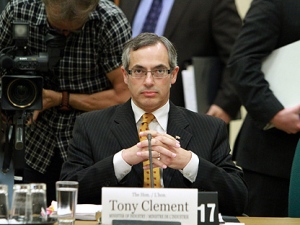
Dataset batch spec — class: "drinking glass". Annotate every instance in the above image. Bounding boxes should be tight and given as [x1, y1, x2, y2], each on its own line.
[56, 181, 78, 225]
[28, 183, 47, 222]
[10, 184, 31, 222]
[0, 185, 9, 222]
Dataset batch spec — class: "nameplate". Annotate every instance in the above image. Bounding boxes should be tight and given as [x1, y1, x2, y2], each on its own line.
[198, 192, 219, 225]
[101, 187, 198, 225]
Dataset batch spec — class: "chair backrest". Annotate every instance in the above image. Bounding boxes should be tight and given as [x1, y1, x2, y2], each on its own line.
[289, 139, 300, 217]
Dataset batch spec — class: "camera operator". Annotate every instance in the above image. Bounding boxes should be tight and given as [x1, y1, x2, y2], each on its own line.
[0, 0, 131, 205]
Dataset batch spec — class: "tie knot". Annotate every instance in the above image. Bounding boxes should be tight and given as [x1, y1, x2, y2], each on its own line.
[142, 113, 155, 124]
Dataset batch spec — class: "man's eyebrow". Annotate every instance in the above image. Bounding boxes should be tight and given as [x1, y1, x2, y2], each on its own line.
[131, 65, 145, 69]
[131, 64, 168, 69]
[153, 64, 168, 69]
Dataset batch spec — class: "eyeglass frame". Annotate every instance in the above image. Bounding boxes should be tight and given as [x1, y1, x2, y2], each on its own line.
[126, 68, 173, 79]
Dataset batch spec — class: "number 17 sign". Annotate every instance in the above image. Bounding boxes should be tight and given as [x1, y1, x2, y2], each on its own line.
[198, 192, 219, 225]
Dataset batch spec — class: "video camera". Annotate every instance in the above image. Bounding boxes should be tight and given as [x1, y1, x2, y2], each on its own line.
[0, 21, 65, 152]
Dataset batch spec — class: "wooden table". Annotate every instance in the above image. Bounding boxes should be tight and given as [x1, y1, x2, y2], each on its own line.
[73, 217, 300, 225]
[237, 216, 300, 225]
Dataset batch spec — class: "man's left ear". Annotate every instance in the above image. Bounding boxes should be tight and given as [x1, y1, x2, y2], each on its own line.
[171, 66, 179, 84]
[121, 66, 128, 84]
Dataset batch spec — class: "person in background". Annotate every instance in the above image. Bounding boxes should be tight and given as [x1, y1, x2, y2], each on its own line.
[0, 0, 131, 205]
[117, 0, 242, 123]
[0, 1, 8, 144]
[60, 33, 248, 216]
[228, 0, 300, 217]
[0, 0, 8, 12]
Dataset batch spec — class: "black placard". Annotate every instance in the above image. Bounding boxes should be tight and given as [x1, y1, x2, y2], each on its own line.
[197, 192, 219, 225]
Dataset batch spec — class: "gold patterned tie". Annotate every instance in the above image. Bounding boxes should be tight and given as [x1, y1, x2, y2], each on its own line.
[139, 113, 161, 188]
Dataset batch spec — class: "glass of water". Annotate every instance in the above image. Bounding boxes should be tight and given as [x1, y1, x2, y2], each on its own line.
[56, 181, 78, 225]
[29, 183, 47, 222]
[0, 185, 9, 222]
[10, 184, 31, 222]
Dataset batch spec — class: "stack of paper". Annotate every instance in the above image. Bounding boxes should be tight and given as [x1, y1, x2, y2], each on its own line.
[49, 201, 102, 221]
[262, 40, 300, 107]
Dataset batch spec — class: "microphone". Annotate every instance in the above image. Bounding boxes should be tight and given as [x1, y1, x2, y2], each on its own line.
[147, 133, 154, 188]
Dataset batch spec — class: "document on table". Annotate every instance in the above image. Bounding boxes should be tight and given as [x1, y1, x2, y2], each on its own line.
[49, 201, 102, 220]
[262, 40, 300, 107]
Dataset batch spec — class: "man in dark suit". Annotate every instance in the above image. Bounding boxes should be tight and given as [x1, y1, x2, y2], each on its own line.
[0, 0, 8, 11]
[228, 0, 300, 217]
[60, 33, 248, 216]
[117, 0, 242, 123]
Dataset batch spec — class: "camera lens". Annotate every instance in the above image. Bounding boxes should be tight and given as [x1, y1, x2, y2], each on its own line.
[6, 78, 38, 108]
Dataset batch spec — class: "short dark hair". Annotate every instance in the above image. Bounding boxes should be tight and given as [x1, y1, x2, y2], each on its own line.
[122, 33, 178, 71]
[43, 0, 98, 22]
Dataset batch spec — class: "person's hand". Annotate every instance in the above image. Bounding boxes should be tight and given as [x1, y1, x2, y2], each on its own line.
[26, 110, 41, 125]
[136, 131, 191, 170]
[270, 105, 300, 134]
[27, 89, 61, 124]
[121, 142, 156, 166]
[1, 112, 9, 125]
[122, 131, 179, 168]
[1, 109, 13, 125]
[206, 104, 231, 124]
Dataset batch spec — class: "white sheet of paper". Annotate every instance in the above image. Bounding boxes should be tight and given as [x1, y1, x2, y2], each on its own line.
[182, 65, 198, 112]
[49, 201, 102, 220]
[262, 40, 300, 107]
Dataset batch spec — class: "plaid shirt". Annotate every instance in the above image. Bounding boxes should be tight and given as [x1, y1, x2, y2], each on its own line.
[0, 0, 131, 173]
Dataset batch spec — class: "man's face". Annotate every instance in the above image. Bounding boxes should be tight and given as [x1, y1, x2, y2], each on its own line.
[123, 42, 179, 112]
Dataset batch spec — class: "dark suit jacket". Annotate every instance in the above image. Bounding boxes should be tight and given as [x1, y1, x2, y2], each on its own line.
[60, 100, 247, 215]
[228, 0, 300, 179]
[0, 0, 8, 12]
[118, 0, 242, 118]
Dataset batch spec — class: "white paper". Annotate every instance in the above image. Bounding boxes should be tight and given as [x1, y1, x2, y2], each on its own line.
[50, 201, 102, 220]
[262, 40, 300, 107]
[182, 65, 198, 112]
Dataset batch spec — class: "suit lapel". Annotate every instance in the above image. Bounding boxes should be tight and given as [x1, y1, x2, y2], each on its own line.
[119, 0, 140, 23]
[111, 100, 144, 179]
[111, 100, 139, 149]
[164, 0, 193, 38]
[167, 102, 192, 149]
[163, 102, 192, 186]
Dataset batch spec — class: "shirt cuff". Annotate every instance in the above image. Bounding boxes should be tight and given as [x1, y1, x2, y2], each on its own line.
[113, 150, 132, 181]
[263, 122, 275, 130]
[180, 151, 199, 183]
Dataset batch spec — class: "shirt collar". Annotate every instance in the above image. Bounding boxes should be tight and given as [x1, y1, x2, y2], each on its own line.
[131, 100, 169, 131]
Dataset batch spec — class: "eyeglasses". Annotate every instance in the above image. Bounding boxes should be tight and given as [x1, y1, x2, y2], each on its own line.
[127, 68, 172, 79]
